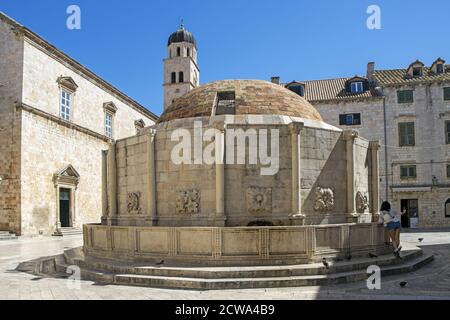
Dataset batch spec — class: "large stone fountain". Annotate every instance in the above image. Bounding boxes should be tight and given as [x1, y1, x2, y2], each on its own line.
[82, 80, 388, 266]
[50, 80, 431, 289]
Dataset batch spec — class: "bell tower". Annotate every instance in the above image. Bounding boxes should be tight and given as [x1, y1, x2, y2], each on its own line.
[163, 23, 200, 110]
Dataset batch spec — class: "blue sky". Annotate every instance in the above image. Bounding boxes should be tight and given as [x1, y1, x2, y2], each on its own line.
[1, 0, 449, 115]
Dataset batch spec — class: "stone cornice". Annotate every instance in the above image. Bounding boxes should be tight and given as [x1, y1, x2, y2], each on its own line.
[0, 12, 158, 122]
[16, 102, 112, 143]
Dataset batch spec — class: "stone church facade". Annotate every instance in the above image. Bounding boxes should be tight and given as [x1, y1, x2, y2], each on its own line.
[0, 13, 157, 236]
[273, 59, 450, 229]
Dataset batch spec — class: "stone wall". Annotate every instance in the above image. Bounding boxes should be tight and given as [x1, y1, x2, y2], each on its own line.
[354, 137, 370, 214]
[301, 128, 347, 224]
[115, 133, 152, 225]
[156, 118, 216, 226]
[83, 223, 389, 265]
[109, 115, 375, 227]
[20, 111, 109, 235]
[313, 99, 386, 200]
[0, 17, 23, 234]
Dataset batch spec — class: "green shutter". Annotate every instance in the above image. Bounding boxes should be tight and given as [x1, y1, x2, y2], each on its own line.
[409, 166, 416, 178]
[399, 123, 405, 146]
[400, 166, 407, 178]
[408, 123, 415, 146]
[446, 121, 450, 144]
[444, 87, 450, 101]
[398, 90, 414, 103]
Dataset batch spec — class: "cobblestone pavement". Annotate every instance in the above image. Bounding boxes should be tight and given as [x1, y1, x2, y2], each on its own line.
[0, 230, 449, 300]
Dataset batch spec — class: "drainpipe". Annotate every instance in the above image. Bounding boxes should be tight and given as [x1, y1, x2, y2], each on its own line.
[382, 95, 389, 201]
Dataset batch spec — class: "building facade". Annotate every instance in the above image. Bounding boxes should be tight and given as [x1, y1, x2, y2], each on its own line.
[0, 13, 157, 236]
[274, 58, 450, 229]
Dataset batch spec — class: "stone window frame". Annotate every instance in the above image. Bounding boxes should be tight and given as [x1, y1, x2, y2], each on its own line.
[446, 199, 450, 218]
[445, 120, 450, 144]
[339, 113, 362, 126]
[398, 122, 415, 147]
[446, 164, 450, 179]
[103, 102, 117, 139]
[213, 91, 236, 116]
[179, 71, 184, 83]
[350, 81, 364, 93]
[412, 67, 423, 77]
[53, 165, 80, 234]
[57, 76, 78, 122]
[399, 165, 417, 180]
[397, 89, 414, 104]
[443, 87, 450, 101]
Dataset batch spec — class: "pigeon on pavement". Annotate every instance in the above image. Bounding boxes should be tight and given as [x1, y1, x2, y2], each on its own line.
[322, 258, 330, 269]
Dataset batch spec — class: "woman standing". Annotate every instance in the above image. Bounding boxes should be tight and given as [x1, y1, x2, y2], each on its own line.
[380, 201, 405, 258]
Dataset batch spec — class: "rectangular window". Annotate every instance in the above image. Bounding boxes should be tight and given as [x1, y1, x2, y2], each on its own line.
[437, 64, 444, 74]
[446, 121, 450, 144]
[399, 122, 415, 146]
[397, 90, 414, 104]
[215, 91, 236, 115]
[447, 164, 450, 178]
[105, 112, 113, 138]
[339, 113, 361, 126]
[413, 67, 422, 77]
[350, 82, 363, 93]
[60, 90, 71, 121]
[444, 87, 450, 101]
[171, 72, 176, 84]
[400, 165, 417, 179]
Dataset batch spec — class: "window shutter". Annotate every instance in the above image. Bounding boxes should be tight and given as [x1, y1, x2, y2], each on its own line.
[444, 87, 450, 101]
[399, 123, 405, 146]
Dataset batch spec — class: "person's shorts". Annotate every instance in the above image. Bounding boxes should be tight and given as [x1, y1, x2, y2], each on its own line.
[386, 221, 401, 230]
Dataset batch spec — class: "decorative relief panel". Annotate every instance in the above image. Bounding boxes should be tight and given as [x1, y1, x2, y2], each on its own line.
[246, 187, 272, 214]
[176, 189, 200, 214]
[127, 192, 142, 215]
[313, 187, 335, 212]
[356, 191, 369, 213]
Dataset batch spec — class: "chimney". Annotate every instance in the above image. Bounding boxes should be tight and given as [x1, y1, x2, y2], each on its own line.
[271, 76, 280, 85]
[367, 62, 375, 82]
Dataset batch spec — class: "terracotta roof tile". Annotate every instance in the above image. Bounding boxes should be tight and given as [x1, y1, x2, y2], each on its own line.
[373, 66, 450, 86]
[286, 78, 380, 102]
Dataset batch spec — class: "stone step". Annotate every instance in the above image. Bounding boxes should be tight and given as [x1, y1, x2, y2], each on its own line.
[55, 261, 115, 283]
[68, 248, 423, 279]
[111, 254, 434, 290]
[0, 232, 17, 241]
[53, 228, 83, 237]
